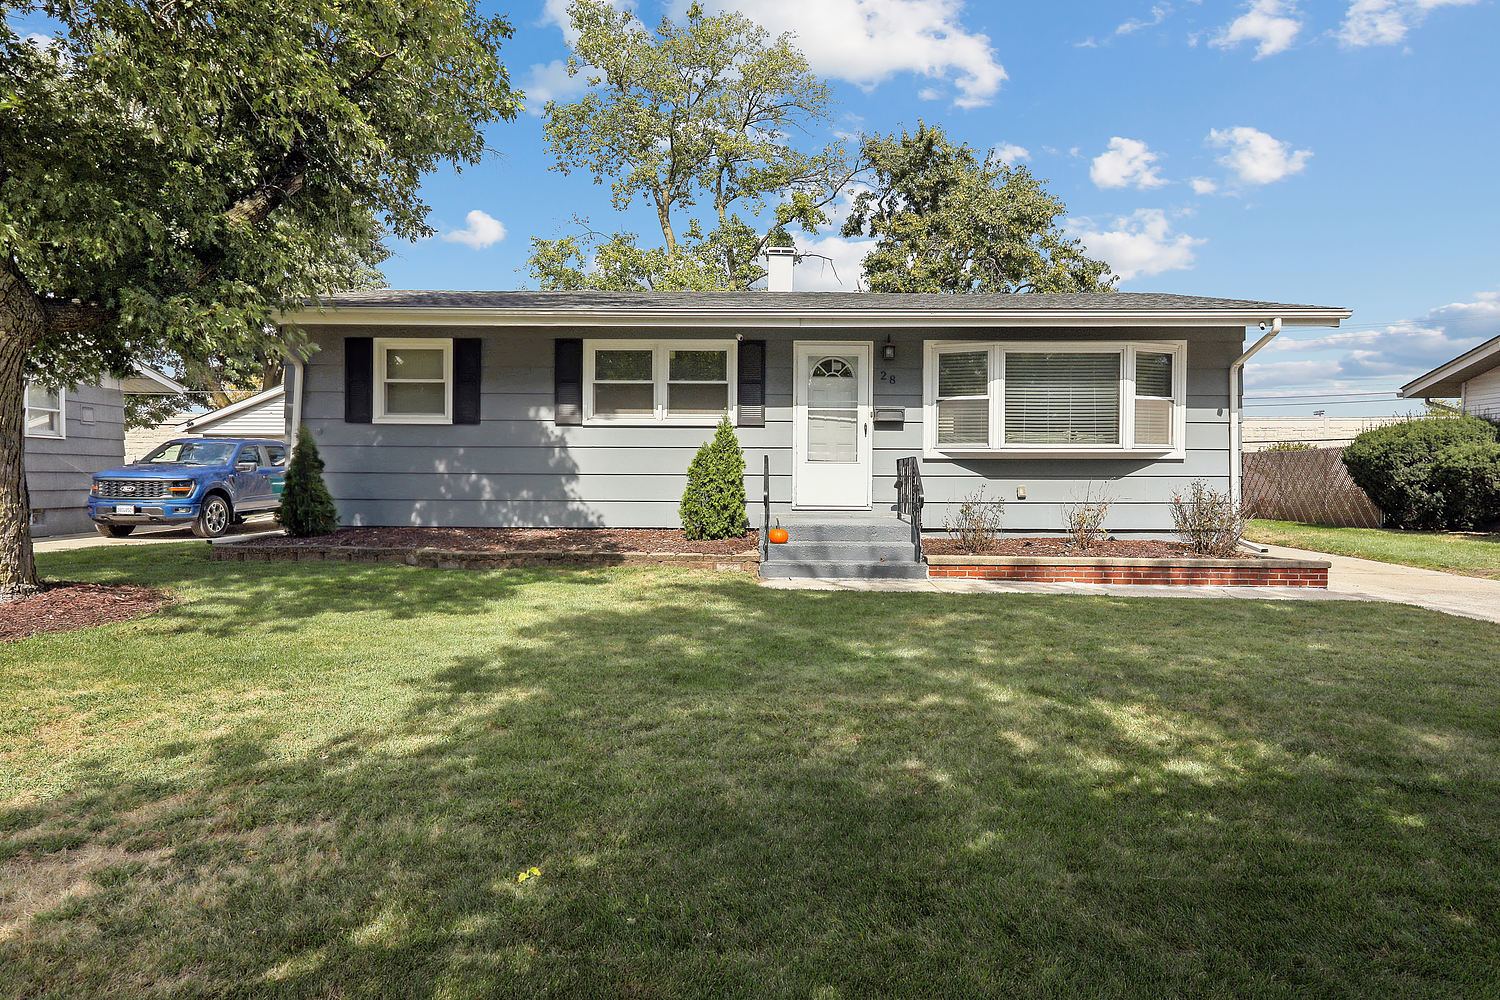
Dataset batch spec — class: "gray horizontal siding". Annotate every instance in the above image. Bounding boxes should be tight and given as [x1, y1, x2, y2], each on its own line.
[25, 382, 124, 537]
[299, 323, 1242, 535]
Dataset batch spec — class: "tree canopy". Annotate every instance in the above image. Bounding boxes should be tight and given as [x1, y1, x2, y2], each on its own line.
[528, 0, 855, 290]
[842, 123, 1116, 294]
[0, 0, 519, 595]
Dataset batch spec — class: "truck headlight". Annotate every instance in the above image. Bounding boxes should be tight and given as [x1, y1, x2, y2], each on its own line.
[169, 480, 195, 496]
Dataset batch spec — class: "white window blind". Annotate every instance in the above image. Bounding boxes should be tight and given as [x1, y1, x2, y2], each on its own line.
[935, 351, 990, 446]
[25, 384, 64, 438]
[1004, 353, 1121, 445]
[1134, 351, 1174, 447]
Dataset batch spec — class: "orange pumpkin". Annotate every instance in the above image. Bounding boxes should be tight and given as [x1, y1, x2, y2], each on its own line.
[768, 527, 790, 544]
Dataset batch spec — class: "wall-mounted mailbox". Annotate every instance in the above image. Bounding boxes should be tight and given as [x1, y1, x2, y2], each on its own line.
[873, 406, 906, 425]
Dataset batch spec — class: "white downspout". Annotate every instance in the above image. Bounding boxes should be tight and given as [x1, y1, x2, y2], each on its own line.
[284, 349, 306, 452]
[1230, 317, 1280, 508]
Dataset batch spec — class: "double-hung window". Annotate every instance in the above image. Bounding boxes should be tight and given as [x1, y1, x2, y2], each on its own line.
[585, 340, 736, 423]
[924, 341, 1185, 456]
[374, 338, 452, 424]
[25, 383, 65, 439]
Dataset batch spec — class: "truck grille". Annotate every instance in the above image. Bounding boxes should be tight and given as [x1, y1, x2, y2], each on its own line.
[94, 479, 173, 500]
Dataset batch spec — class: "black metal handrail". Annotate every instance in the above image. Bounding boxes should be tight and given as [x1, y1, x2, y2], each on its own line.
[760, 454, 771, 562]
[895, 456, 924, 562]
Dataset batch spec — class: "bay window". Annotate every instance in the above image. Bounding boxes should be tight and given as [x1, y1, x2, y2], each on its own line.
[585, 340, 736, 423]
[924, 341, 1186, 456]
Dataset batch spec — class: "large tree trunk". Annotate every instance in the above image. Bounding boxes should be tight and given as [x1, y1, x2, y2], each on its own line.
[0, 257, 46, 599]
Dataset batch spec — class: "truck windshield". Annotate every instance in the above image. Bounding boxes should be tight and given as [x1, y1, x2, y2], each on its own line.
[143, 441, 238, 466]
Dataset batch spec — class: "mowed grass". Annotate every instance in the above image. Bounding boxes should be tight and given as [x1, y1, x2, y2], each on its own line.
[2, 546, 1498, 999]
[1246, 518, 1500, 579]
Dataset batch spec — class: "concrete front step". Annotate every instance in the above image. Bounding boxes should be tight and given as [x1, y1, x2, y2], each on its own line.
[770, 521, 915, 543]
[759, 560, 931, 580]
[765, 540, 915, 563]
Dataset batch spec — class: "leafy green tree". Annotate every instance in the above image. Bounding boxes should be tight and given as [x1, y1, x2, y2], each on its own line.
[0, 1, 518, 596]
[278, 427, 340, 538]
[529, 0, 856, 290]
[842, 123, 1116, 294]
[680, 416, 747, 540]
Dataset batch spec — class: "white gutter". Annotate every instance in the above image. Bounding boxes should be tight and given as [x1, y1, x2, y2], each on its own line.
[274, 305, 1352, 329]
[1230, 317, 1281, 507]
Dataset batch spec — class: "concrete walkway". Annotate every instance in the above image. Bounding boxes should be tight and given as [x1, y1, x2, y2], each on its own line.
[766, 547, 1500, 625]
[1257, 542, 1500, 624]
[34, 519, 280, 553]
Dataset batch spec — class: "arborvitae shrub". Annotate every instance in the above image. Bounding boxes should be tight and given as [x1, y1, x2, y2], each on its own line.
[679, 416, 747, 540]
[278, 426, 339, 537]
[1342, 416, 1500, 529]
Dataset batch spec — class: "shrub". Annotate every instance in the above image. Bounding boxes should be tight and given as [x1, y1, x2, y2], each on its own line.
[1063, 482, 1114, 550]
[278, 426, 339, 537]
[1260, 441, 1315, 452]
[944, 486, 1005, 554]
[1429, 439, 1500, 530]
[1342, 415, 1500, 529]
[680, 416, 747, 540]
[1170, 481, 1251, 557]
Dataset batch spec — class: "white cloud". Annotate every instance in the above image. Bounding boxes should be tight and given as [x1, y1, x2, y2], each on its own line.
[1211, 0, 1302, 58]
[1208, 126, 1311, 185]
[685, 0, 1007, 109]
[1251, 289, 1500, 390]
[1117, 5, 1171, 35]
[1068, 209, 1204, 281]
[1190, 177, 1219, 195]
[441, 210, 507, 250]
[781, 235, 878, 292]
[1338, 0, 1479, 47]
[1090, 137, 1168, 190]
[521, 60, 593, 115]
[992, 143, 1030, 166]
[917, 87, 942, 101]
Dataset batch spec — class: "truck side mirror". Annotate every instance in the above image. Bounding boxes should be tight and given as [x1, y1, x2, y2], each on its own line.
[235, 459, 258, 473]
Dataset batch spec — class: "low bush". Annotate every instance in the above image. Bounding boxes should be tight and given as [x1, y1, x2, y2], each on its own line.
[1342, 416, 1500, 528]
[1429, 439, 1500, 530]
[680, 416, 747, 540]
[944, 486, 1005, 554]
[278, 426, 339, 537]
[1170, 481, 1251, 557]
[1063, 483, 1114, 551]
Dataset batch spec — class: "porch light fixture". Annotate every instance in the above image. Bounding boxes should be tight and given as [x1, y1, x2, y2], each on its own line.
[881, 336, 896, 362]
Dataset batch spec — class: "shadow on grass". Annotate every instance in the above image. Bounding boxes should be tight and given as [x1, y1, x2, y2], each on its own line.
[3, 551, 1498, 998]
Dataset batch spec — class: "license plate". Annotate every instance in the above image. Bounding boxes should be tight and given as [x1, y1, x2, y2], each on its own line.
[114, 505, 136, 515]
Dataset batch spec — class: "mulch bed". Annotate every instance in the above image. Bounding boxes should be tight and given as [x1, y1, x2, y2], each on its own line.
[1, 584, 170, 642]
[923, 536, 1251, 559]
[239, 527, 760, 555]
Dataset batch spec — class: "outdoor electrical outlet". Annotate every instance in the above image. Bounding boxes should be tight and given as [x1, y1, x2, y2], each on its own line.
[1016, 485, 1027, 500]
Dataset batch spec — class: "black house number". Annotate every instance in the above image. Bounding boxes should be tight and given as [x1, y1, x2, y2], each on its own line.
[879, 370, 897, 385]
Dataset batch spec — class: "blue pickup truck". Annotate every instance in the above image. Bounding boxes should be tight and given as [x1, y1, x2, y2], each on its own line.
[89, 438, 287, 538]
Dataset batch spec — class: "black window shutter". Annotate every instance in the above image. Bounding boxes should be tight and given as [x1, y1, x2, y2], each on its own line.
[453, 338, 482, 424]
[555, 338, 583, 425]
[344, 337, 373, 424]
[737, 339, 766, 427]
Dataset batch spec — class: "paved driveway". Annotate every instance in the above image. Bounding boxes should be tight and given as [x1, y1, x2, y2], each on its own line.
[1257, 542, 1500, 624]
[34, 518, 281, 554]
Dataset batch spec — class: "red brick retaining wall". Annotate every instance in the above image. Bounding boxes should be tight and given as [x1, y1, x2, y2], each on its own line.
[926, 556, 1329, 587]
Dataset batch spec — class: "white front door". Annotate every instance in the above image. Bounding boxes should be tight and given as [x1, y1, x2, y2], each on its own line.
[793, 342, 872, 509]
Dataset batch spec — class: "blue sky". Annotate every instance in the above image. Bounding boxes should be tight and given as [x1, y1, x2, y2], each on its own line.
[18, 1, 1500, 415]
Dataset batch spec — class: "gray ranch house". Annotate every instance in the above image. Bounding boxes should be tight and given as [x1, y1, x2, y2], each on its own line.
[280, 274, 1350, 576]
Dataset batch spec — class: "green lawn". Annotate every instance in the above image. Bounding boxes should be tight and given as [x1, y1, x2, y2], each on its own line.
[1246, 518, 1500, 579]
[3, 546, 1498, 999]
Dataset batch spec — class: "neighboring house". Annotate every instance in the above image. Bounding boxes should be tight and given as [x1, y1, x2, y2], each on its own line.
[279, 277, 1351, 540]
[1243, 416, 1398, 451]
[125, 384, 286, 461]
[24, 363, 186, 537]
[1399, 334, 1500, 419]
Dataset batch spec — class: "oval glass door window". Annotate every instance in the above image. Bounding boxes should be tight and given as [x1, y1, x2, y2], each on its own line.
[807, 356, 858, 463]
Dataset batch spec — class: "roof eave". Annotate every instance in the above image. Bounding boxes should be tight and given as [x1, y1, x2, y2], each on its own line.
[275, 305, 1353, 329]
[1398, 334, 1500, 398]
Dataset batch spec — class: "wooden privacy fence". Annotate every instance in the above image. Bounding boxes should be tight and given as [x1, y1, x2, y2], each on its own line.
[1242, 446, 1384, 528]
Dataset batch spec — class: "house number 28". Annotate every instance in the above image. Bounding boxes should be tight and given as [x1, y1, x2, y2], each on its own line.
[879, 370, 897, 385]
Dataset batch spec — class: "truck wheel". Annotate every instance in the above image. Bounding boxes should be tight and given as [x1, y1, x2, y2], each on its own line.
[192, 495, 232, 538]
[96, 524, 136, 538]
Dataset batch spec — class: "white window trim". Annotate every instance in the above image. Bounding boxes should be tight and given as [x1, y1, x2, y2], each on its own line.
[583, 339, 738, 426]
[923, 339, 1187, 459]
[373, 337, 453, 425]
[24, 383, 66, 440]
